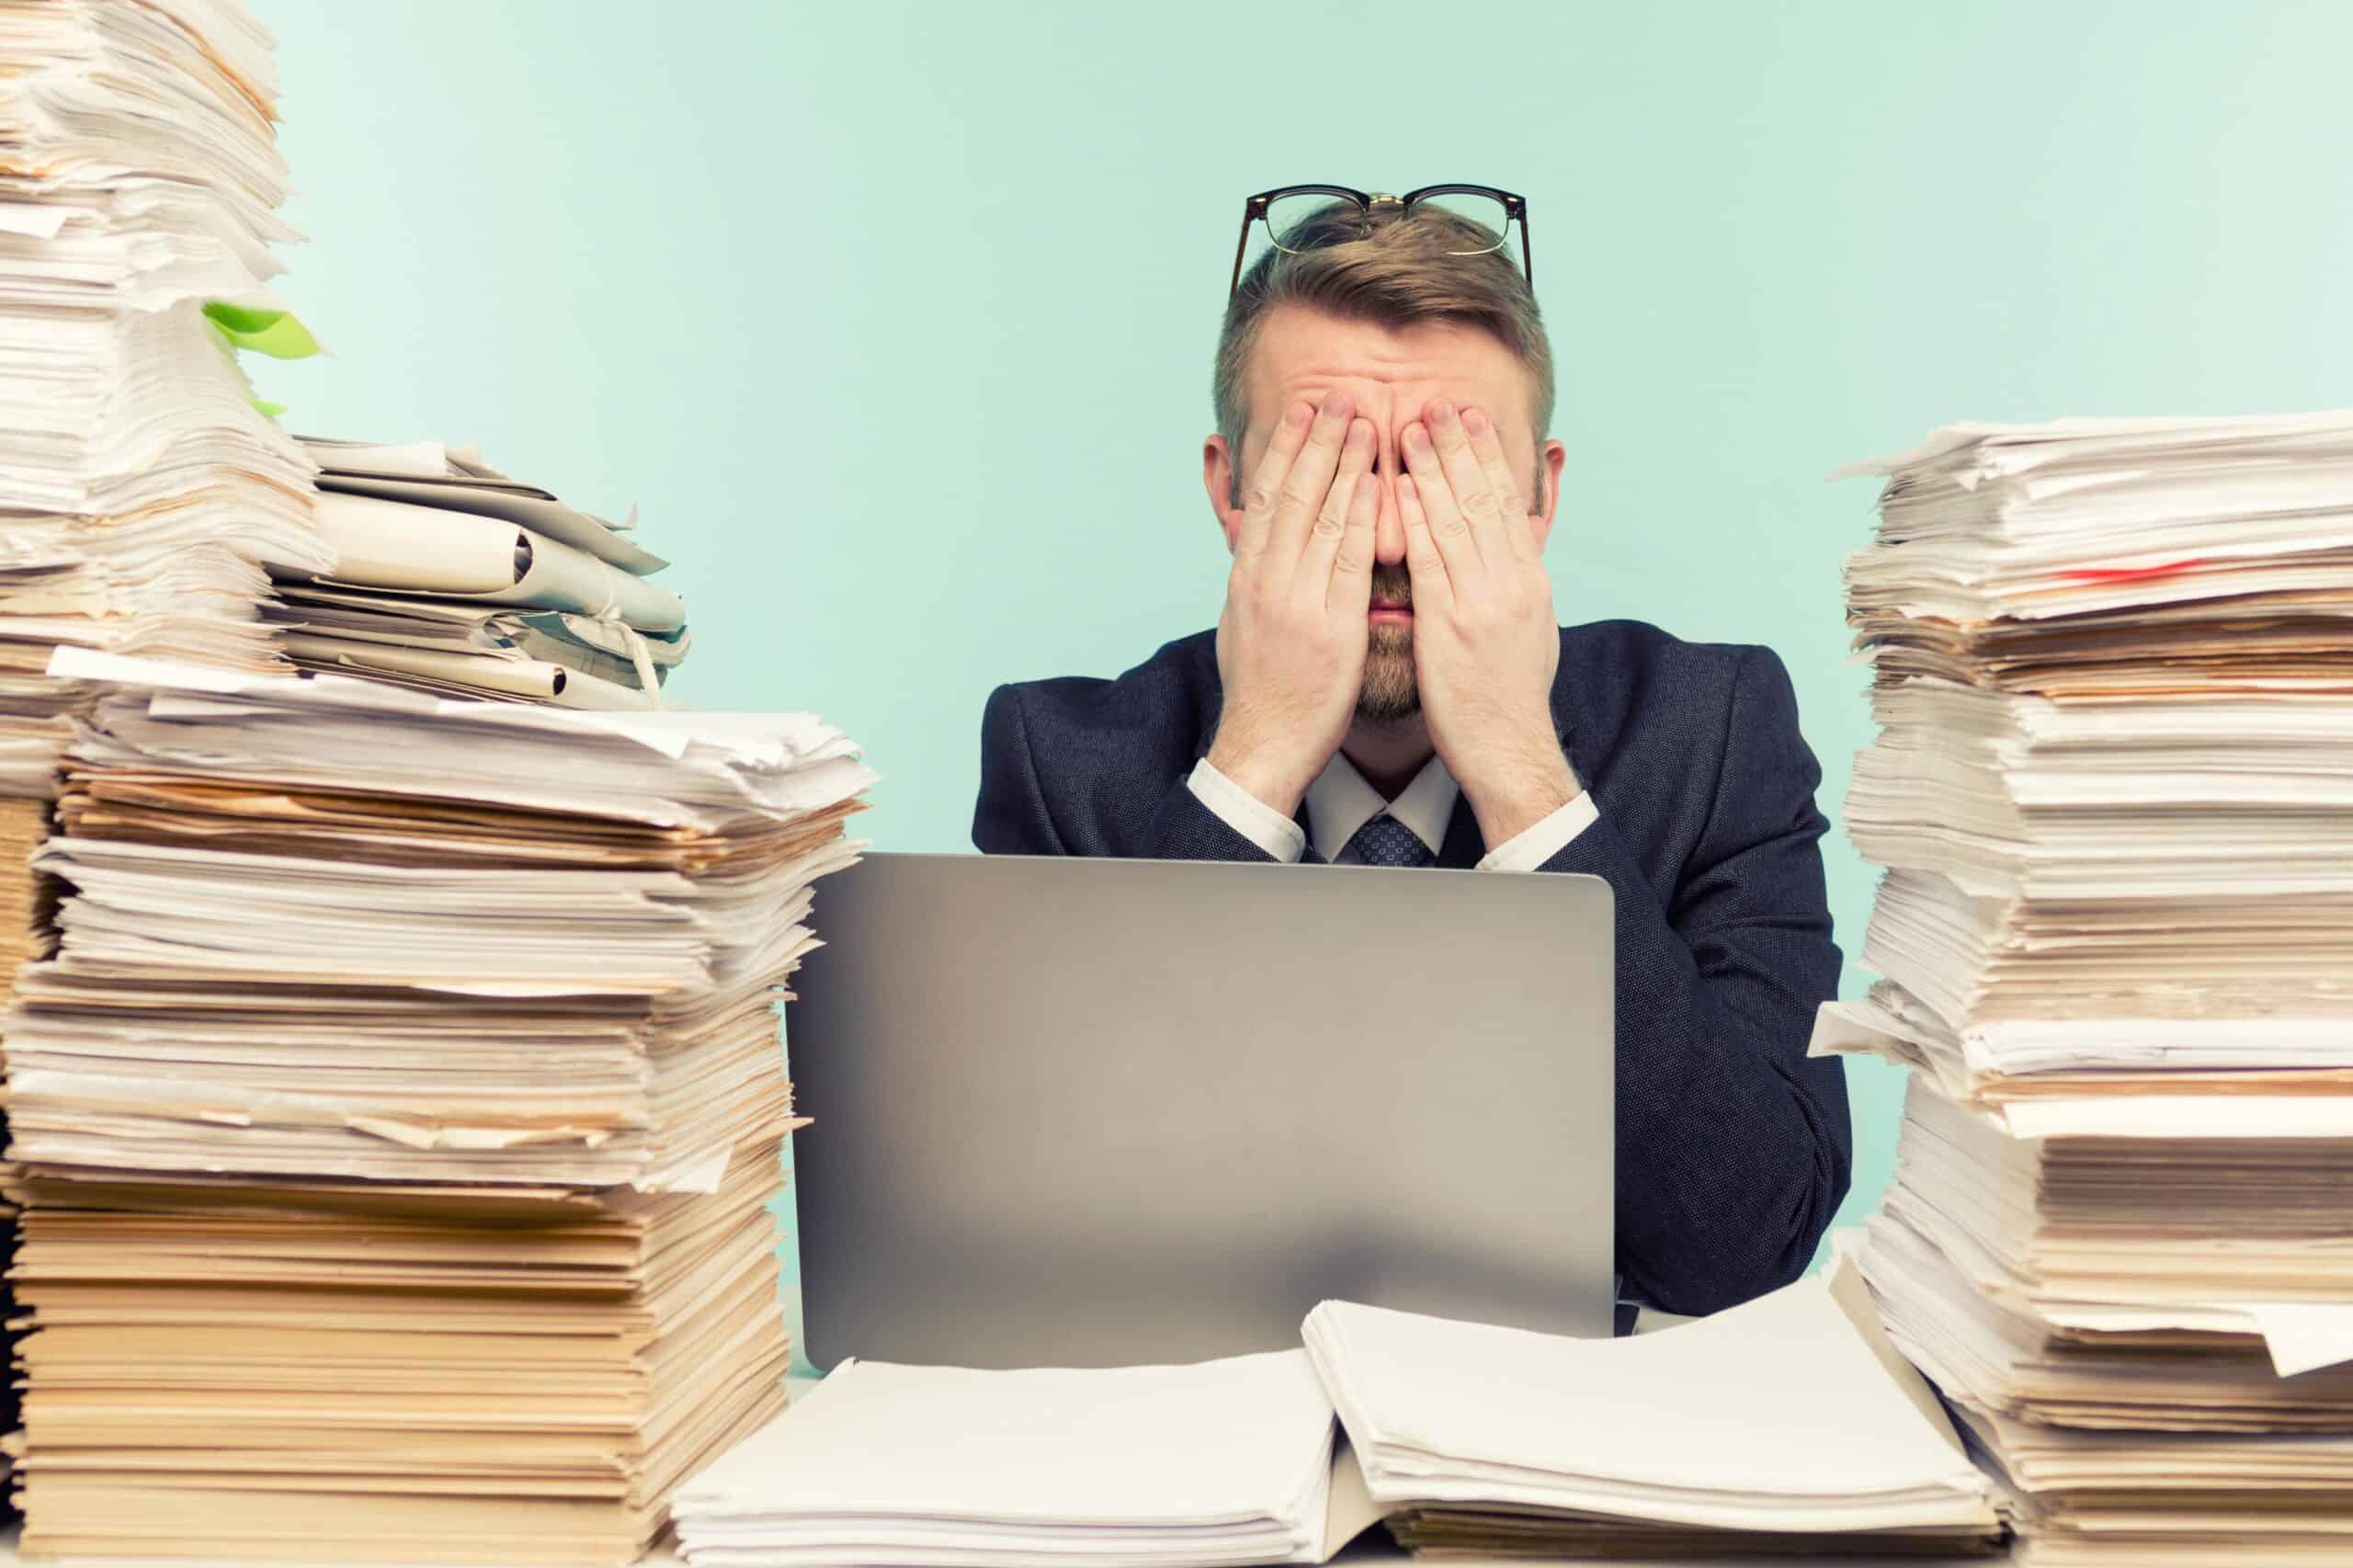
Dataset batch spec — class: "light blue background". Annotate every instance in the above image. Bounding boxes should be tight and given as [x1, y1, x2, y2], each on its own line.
[256, 0, 2353, 1301]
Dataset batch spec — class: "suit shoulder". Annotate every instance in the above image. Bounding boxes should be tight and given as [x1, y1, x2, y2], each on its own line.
[1558, 618, 1765, 690]
[1553, 620, 1805, 778]
[983, 631, 1218, 756]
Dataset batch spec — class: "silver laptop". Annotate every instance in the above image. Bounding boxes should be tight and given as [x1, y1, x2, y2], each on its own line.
[786, 851, 1614, 1369]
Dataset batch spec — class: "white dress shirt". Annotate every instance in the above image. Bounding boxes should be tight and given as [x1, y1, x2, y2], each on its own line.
[1187, 750, 1598, 871]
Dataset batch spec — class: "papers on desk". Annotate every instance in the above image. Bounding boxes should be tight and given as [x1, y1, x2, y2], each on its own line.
[1822, 412, 2353, 1564]
[2, 651, 874, 1562]
[671, 1279, 1997, 1566]
[0, 0, 329, 799]
[268, 437, 690, 710]
[673, 1353, 1370, 1568]
[1305, 1278, 1999, 1557]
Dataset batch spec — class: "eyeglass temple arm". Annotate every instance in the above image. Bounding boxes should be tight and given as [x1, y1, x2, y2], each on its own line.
[1230, 210, 1254, 300]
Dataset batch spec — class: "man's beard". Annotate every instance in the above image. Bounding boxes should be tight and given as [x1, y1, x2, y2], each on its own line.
[1357, 564, 1418, 722]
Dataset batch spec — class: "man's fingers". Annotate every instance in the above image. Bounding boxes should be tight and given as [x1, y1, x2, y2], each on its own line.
[1267, 392, 1355, 560]
[1236, 400, 1313, 560]
[1320, 472, 1380, 609]
[1397, 473, 1454, 608]
[1303, 422, 1371, 574]
[1460, 404, 1535, 561]
[1425, 399, 1506, 562]
[1401, 419, 1480, 583]
[1308, 415, 1376, 556]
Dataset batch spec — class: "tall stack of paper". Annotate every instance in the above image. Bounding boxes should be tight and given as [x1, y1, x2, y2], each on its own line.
[672, 1352, 1370, 1568]
[270, 437, 689, 710]
[0, 0, 329, 800]
[2, 649, 873, 1562]
[1816, 413, 2353, 1564]
[1302, 1273, 2000, 1557]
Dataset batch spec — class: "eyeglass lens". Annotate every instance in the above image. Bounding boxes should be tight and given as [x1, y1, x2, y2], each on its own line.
[1260, 190, 1515, 262]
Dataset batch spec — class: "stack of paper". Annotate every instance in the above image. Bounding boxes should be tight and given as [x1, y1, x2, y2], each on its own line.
[1817, 413, 2353, 1563]
[0, 797, 23, 1455]
[269, 437, 689, 710]
[3, 650, 873, 1562]
[1822, 414, 2353, 1091]
[1302, 1274, 2000, 1557]
[7, 1147, 790, 1562]
[0, 796, 49, 986]
[1875, 1078, 2353, 1313]
[1947, 1409, 2353, 1568]
[0, 797, 48, 1380]
[672, 1352, 1370, 1568]
[0, 0, 330, 799]
[1859, 1207, 2353, 1433]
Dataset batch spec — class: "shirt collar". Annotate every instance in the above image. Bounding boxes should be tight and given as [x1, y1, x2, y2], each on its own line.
[1304, 751, 1459, 862]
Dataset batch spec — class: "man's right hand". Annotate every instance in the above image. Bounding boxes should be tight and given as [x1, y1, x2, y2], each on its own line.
[1208, 392, 1380, 818]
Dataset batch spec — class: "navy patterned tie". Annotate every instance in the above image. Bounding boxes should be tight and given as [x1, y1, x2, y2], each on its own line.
[1341, 812, 1436, 869]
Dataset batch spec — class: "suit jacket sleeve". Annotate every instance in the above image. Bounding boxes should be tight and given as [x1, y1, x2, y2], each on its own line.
[1540, 646, 1850, 1316]
[974, 685, 1282, 862]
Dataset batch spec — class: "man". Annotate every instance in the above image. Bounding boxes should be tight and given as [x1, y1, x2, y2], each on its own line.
[972, 190, 1848, 1322]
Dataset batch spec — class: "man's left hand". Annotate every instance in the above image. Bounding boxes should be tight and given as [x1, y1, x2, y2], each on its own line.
[1397, 398, 1581, 847]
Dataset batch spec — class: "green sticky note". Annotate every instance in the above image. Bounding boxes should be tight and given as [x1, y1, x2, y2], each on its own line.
[202, 301, 323, 360]
[251, 397, 288, 419]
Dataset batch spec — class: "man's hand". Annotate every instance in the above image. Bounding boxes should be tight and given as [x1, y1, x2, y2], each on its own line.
[1397, 398, 1580, 846]
[1208, 392, 1381, 817]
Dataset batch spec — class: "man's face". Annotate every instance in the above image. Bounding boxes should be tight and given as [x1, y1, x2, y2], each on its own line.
[1203, 303, 1565, 721]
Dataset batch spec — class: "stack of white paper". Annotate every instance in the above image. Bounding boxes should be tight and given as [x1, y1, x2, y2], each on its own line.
[6, 647, 872, 1186]
[3, 651, 874, 1562]
[1302, 1276, 2000, 1557]
[272, 437, 690, 710]
[1949, 1407, 2353, 1568]
[1818, 414, 2353, 1563]
[671, 1353, 1368, 1568]
[1821, 413, 2353, 1092]
[1859, 1208, 2353, 1432]
[0, 0, 331, 799]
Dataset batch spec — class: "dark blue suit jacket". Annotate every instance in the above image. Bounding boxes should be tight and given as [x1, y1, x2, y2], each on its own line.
[972, 619, 1850, 1319]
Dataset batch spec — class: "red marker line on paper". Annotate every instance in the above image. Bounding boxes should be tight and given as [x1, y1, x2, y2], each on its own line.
[2057, 558, 2211, 583]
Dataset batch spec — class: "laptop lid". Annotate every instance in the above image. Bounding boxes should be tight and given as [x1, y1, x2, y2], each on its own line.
[788, 851, 1614, 1369]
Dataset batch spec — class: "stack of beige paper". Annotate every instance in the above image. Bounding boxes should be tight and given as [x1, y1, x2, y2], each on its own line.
[0, 0, 328, 800]
[0, 798, 50, 1384]
[0, 797, 49, 988]
[1304, 1272, 2001, 1559]
[1816, 413, 2353, 1564]
[2, 649, 873, 1562]
[271, 436, 689, 710]
[7, 1149, 787, 1562]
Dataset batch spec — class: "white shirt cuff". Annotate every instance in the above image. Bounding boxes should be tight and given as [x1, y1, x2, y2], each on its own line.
[1475, 790, 1599, 873]
[1187, 757, 1306, 863]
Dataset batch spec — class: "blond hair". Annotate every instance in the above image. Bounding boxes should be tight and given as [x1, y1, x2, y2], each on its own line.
[1212, 199, 1554, 500]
